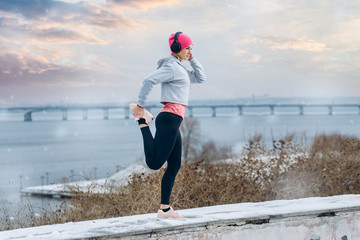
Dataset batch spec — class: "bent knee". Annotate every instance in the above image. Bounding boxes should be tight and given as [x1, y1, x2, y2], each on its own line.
[146, 161, 163, 171]
[148, 165, 162, 171]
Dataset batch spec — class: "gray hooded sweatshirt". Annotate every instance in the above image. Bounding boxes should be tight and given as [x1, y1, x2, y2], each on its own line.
[137, 56, 206, 107]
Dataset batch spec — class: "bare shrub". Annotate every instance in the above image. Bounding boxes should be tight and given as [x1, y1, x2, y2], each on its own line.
[196, 140, 233, 165]
[180, 118, 232, 164]
[269, 133, 360, 199]
[180, 117, 202, 161]
[0, 201, 69, 231]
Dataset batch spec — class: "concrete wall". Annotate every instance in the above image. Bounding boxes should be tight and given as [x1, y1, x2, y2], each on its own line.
[117, 211, 359, 240]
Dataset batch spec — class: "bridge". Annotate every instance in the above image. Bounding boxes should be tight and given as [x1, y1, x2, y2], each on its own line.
[1, 103, 360, 121]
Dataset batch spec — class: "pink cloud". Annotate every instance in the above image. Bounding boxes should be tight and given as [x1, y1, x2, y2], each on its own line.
[109, 0, 177, 10]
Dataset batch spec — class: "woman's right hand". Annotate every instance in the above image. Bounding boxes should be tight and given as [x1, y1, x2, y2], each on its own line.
[132, 105, 144, 118]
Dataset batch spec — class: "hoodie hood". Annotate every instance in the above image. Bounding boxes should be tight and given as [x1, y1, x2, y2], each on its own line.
[157, 56, 180, 69]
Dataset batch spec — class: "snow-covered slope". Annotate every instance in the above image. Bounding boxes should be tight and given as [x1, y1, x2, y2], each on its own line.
[22, 164, 152, 196]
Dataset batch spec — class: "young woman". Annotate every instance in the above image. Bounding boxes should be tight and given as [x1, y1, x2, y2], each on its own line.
[129, 32, 206, 218]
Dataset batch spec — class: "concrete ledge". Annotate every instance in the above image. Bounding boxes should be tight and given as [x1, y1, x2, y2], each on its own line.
[1, 194, 360, 240]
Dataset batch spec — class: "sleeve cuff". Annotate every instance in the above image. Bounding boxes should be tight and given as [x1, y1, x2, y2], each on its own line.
[137, 102, 145, 108]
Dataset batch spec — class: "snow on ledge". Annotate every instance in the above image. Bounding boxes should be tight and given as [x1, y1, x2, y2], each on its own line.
[21, 164, 152, 197]
[1, 194, 360, 240]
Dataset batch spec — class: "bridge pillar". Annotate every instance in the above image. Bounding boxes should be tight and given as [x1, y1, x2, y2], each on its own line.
[124, 107, 130, 119]
[238, 106, 243, 115]
[270, 106, 275, 115]
[188, 107, 193, 118]
[328, 106, 333, 115]
[24, 111, 32, 122]
[299, 106, 304, 115]
[103, 108, 109, 120]
[62, 109, 67, 121]
[83, 109, 88, 120]
[211, 107, 216, 117]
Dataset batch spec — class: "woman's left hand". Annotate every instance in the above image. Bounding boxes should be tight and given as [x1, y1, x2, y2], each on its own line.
[132, 105, 144, 118]
[188, 52, 193, 61]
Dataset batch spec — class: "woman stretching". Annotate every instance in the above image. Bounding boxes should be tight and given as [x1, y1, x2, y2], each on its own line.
[129, 32, 206, 218]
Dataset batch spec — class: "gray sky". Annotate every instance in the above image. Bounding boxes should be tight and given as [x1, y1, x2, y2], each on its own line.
[0, 0, 359, 105]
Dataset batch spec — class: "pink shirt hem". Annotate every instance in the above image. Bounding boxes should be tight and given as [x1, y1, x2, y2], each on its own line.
[160, 102, 186, 119]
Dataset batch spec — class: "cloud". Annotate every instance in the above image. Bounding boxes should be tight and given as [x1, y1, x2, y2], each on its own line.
[0, 0, 136, 28]
[242, 36, 329, 52]
[0, 98, 10, 105]
[0, 16, 108, 45]
[0, 0, 133, 88]
[0, 50, 116, 85]
[1, 0, 360, 105]
[0, 53, 61, 81]
[0, 0, 55, 19]
[329, 17, 360, 51]
[32, 27, 105, 44]
[64, 2, 138, 29]
[108, 0, 177, 10]
[235, 50, 261, 63]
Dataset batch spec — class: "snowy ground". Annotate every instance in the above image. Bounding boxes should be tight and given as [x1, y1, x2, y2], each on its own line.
[21, 164, 152, 197]
[1, 194, 359, 240]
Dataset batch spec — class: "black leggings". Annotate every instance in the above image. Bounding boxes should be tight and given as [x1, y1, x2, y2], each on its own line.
[140, 112, 183, 205]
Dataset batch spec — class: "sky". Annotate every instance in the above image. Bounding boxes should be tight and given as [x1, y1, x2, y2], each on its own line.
[0, 0, 360, 105]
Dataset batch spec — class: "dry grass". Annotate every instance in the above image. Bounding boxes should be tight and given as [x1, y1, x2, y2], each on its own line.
[0, 201, 69, 231]
[274, 133, 360, 199]
[1, 131, 360, 231]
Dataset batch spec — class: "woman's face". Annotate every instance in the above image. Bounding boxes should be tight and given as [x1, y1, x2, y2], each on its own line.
[178, 45, 193, 61]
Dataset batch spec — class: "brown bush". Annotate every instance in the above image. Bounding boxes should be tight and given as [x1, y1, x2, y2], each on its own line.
[272, 133, 360, 199]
